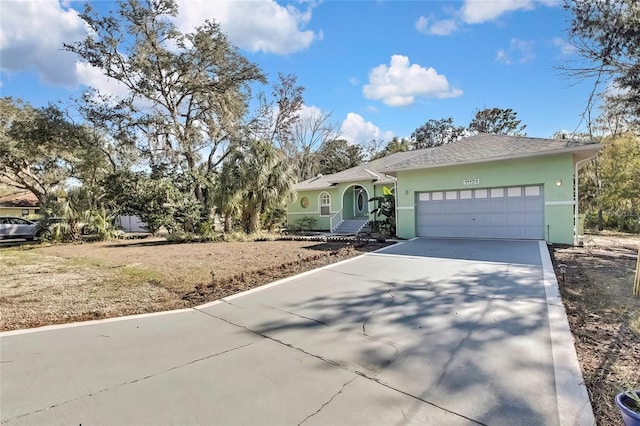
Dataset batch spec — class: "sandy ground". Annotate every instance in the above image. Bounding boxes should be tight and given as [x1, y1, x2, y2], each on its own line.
[552, 233, 639, 425]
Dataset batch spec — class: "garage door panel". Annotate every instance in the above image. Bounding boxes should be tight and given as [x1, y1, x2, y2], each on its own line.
[416, 186, 544, 240]
[445, 215, 460, 226]
[490, 213, 507, 225]
[490, 200, 507, 212]
[525, 228, 543, 239]
[458, 213, 476, 226]
[474, 227, 491, 238]
[507, 199, 525, 211]
[474, 200, 491, 212]
[429, 215, 447, 226]
[472, 214, 490, 225]
[507, 214, 526, 226]
[490, 226, 509, 238]
[525, 213, 544, 226]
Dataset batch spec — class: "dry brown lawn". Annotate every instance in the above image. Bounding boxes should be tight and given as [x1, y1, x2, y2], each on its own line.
[0, 238, 381, 331]
[552, 232, 640, 426]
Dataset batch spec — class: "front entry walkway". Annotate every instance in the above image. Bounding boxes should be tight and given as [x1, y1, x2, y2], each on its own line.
[1, 239, 592, 425]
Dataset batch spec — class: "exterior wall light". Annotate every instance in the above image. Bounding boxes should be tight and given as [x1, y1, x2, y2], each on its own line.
[556, 179, 563, 187]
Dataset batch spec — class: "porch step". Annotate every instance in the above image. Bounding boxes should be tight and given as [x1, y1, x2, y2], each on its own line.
[333, 219, 369, 235]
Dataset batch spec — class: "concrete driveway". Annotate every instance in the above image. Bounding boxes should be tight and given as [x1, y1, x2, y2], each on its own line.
[1, 238, 593, 425]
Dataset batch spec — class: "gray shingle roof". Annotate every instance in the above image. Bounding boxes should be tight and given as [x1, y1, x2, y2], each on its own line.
[384, 133, 600, 172]
[294, 149, 417, 190]
[294, 133, 600, 190]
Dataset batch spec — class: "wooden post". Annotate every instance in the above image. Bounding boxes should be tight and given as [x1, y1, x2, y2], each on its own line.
[634, 243, 640, 296]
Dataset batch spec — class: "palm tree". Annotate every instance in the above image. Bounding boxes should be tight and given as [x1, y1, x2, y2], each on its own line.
[217, 140, 296, 234]
[213, 167, 243, 233]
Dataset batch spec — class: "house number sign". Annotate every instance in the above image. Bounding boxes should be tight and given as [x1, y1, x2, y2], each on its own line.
[463, 178, 480, 185]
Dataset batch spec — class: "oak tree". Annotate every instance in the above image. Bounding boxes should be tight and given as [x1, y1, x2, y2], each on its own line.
[469, 108, 527, 136]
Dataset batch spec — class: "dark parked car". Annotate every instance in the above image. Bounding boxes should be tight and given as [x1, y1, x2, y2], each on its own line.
[0, 216, 48, 240]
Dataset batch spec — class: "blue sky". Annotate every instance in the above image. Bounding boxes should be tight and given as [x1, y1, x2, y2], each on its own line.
[0, 0, 594, 146]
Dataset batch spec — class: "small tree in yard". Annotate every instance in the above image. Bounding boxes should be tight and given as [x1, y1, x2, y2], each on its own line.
[216, 139, 296, 234]
[370, 187, 396, 237]
[294, 216, 317, 233]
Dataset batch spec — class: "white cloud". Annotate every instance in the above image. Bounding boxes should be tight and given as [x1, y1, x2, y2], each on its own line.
[174, 0, 320, 55]
[0, 0, 319, 94]
[460, 0, 536, 24]
[496, 38, 535, 65]
[417, 0, 559, 36]
[0, 0, 87, 87]
[340, 113, 393, 145]
[552, 37, 577, 55]
[416, 16, 457, 36]
[75, 63, 131, 100]
[496, 50, 511, 65]
[363, 55, 462, 107]
[298, 104, 323, 121]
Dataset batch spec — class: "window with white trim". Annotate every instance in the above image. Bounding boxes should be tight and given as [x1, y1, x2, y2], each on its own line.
[320, 193, 331, 216]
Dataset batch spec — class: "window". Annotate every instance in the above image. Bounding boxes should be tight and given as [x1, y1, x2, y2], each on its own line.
[507, 187, 522, 197]
[525, 186, 540, 196]
[431, 192, 443, 201]
[320, 193, 331, 216]
[474, 189, 488, 198]
[491, 188, 504, 198]
[460, 190, 472, 199]
[21, 209, 29, 217]
[446, 191, 457, 200]
[9, 218, 30, 225]
[356, 191, 365, 211]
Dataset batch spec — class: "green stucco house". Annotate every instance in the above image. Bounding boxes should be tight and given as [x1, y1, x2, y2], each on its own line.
[286, 133, 601, 245]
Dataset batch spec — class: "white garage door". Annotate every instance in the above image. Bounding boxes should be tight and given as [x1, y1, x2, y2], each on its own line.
[416, 186, 544, 240]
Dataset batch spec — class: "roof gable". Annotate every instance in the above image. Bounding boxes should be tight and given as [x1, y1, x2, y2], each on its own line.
[294, 149, 418, 190]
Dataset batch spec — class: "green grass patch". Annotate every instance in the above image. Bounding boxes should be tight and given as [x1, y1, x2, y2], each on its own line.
[66, 257, 110, 268]
[119, 266, 162, 283]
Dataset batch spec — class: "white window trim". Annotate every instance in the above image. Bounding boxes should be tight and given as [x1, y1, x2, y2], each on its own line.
[319, 192, 331, 216]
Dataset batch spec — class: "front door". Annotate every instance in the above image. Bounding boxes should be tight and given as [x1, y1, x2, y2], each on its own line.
[354, 187, 368, 217]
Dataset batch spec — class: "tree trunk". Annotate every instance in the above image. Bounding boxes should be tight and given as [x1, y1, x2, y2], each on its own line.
[597, 208, 604, 231]
[247, 210, 261, 234]
[633, 242, 640, 296]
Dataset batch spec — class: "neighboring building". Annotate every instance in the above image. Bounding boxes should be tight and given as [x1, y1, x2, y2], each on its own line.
[0, 192, 40, 217]
[287, 133, 602, 245]
[117, 215, 147, 233]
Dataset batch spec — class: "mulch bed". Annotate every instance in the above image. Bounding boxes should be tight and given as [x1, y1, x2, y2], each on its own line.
[182, 241, 393, 304]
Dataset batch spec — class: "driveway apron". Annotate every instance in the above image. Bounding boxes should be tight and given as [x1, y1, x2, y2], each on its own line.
[0, 238, 591, 425]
